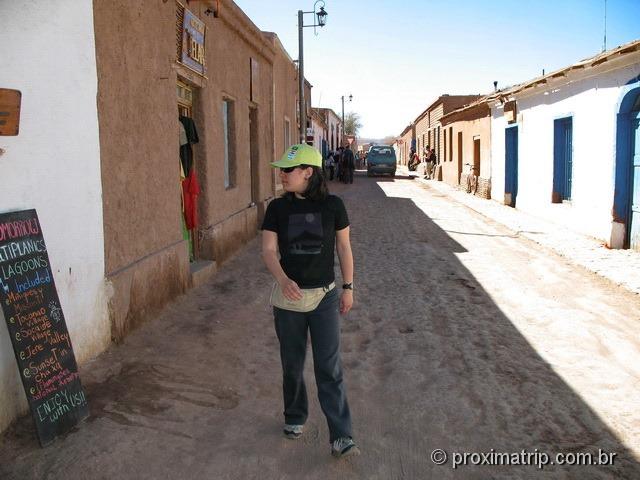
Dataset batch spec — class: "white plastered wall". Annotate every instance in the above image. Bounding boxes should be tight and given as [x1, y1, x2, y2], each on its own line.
[491, 60, 640, 243]
[326, 112, 341, 150]
[0, 1, 110, 432]
[311, 117, 325, 151]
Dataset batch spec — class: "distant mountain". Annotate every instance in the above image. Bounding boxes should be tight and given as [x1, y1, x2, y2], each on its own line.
[359, 136, 398, 146]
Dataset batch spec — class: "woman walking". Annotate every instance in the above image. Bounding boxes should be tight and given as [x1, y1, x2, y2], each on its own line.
[261, 143, 360, 459]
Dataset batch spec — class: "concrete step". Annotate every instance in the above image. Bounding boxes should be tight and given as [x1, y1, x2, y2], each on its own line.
[190, 260, 217, 288]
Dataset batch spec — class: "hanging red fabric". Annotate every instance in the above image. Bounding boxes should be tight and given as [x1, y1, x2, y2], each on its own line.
[182, 166, 200, 230]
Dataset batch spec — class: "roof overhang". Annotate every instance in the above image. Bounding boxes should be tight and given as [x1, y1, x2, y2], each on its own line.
[441, 101, 491, 126]
[489, 39, 640, 105]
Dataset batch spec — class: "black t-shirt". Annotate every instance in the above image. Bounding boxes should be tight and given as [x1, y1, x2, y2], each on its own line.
[261, 194, 350, 288]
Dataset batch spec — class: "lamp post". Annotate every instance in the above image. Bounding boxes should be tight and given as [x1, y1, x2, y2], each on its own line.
[341, 93, 352, 147]
[298, 1, 328, 144]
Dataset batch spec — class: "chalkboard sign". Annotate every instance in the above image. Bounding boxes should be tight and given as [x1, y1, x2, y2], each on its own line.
[0, 209, 88, 446]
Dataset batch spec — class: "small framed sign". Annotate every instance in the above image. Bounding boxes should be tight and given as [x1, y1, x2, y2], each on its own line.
[0, 89, 21, 136]
[181, 8, 206, 75]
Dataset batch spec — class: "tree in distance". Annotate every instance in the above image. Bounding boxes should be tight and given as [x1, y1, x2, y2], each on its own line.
[344, 112, 362, 137]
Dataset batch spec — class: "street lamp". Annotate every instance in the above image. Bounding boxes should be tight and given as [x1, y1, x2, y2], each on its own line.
[341, 94, 352, 146]
[298, 1, 328, 143]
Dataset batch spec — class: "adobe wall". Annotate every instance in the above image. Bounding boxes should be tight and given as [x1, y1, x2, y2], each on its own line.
[94, 0, 280, 340]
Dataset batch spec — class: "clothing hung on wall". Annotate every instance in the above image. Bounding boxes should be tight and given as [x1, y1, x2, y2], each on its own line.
[179, 115, 199, 176]
[182, 167, 200, 230]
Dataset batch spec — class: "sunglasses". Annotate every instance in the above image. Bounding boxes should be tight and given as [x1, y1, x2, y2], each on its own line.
[280, 166, 301, 173]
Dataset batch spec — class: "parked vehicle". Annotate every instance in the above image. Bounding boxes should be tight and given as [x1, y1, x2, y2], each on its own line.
[367, 145, 396, 177]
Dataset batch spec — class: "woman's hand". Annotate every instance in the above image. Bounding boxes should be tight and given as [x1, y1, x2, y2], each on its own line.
[279, 278, 303, 301]
[340, 290, 353, 315]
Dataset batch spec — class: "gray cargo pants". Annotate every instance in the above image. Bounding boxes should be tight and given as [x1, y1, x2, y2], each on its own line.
[273, 287, 353, 442]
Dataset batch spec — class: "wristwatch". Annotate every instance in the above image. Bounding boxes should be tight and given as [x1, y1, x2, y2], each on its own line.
[342, 282, 353, 290]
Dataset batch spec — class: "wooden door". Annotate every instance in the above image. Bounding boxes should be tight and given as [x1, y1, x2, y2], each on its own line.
[505, 127, 518, 208]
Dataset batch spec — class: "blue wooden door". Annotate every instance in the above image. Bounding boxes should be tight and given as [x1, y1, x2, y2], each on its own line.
[553, 117, 573, 201]
[505, 126, 518, 207]
[630, 114, 640, 250]
[564, 121, 573, 199]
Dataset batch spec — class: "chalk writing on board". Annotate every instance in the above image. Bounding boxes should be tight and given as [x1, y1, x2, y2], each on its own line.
[0, 209, 89, 446]
[0, 238, 47, 262]
[48, 301, 62, 323]
[1, 255, 49, 279]
[0, 218, 40, 241]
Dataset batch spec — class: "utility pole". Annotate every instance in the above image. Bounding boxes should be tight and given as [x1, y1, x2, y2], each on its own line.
[341, 96, 345, 147]
[297, 2, 328, 144]
[298, 10, 305, 143]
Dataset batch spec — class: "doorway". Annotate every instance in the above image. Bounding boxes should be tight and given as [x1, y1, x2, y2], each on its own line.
[630, 112, 640, 249]
[177, 80, 197, 260]
[613, 87, 640, 250]
[553, 117, 573, 202]
[473, 137, 481, 177]
[457, 132, 463, 184]
[505, 126, 518, 208]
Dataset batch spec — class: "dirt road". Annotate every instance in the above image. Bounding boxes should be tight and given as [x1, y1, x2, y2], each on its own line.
[1, 173, 639, 479]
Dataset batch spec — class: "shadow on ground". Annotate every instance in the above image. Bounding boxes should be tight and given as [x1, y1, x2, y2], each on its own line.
[0, 172, 638, 479]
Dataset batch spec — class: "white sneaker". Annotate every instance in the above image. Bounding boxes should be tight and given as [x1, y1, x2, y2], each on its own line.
[283, 424, 304, 439]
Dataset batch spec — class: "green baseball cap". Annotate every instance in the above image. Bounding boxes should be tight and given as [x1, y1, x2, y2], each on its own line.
[271, 144, 322, 169]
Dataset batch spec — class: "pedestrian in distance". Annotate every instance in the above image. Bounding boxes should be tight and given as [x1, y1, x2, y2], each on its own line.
[425, 145, 434, 179]
[408, 148, 419, 171]
[341, 147, 349, 184]
[261, 143, 360, 460]
[335, 147, 343, 183]
[430, 147, 438, 180]
[325, 151, 335, 181]
[342, 146, 355, 184]
[412, 149, 420, 169]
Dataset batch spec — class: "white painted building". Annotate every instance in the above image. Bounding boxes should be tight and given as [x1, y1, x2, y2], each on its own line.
[328, 109, 343, 150]
[0, 2, 111, 431]
[309, 108, 328, 156]
[490, 40, 640, 250]
[315, 108, 342, 152]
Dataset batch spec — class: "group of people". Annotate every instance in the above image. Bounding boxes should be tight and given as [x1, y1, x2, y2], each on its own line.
[408, 146, 438, 179]
[324, 147, 358, 184]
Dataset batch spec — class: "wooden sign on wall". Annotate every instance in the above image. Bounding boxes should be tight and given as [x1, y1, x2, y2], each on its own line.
[0, 89, 21, 136]
[181, 8, 206, 75]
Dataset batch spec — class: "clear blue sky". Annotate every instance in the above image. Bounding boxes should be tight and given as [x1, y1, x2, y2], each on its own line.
[234, 0, 640, 139]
